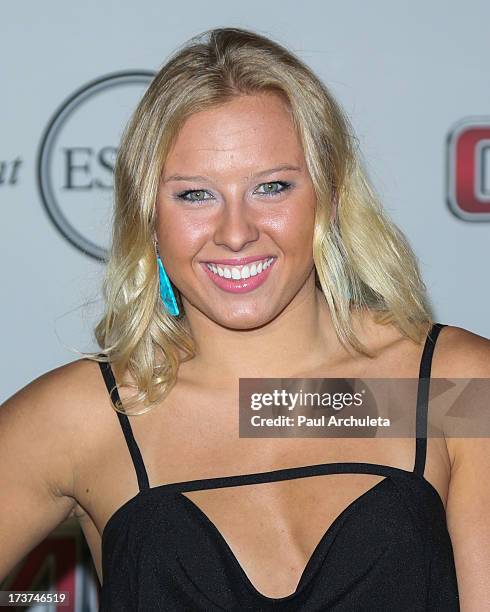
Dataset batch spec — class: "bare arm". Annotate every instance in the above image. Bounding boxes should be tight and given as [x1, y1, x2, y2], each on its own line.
[442, 327, 490, 610]
[447, 437, 490, 609]
[0, 363, 81, 581]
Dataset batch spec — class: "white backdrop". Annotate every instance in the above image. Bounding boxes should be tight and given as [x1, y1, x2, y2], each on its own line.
[2, 0, 489, 402]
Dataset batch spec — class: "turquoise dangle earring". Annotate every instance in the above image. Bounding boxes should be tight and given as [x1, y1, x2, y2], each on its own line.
[155, 242, 180, 317]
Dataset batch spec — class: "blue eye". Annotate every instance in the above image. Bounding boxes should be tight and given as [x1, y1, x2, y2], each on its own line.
[255, 181, 292, 197]
[175, 180, 292, 204]
[176, 189, 213, 203]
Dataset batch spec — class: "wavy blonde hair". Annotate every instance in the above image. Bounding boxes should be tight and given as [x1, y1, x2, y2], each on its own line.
[81, 26, 434, 415]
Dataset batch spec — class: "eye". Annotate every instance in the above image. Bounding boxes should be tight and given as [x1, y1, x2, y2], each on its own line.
[254, 181, 292, 197]
[175, 180, 292, 203]
[176, 189, 213, 203]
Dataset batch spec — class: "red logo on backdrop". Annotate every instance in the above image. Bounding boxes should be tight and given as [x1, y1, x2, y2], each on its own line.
[447, 117, 490, 221]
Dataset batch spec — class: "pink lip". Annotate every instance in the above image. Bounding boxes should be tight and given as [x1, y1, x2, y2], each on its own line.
[201, 259, 276, 293]
[202, 255, 275, 266]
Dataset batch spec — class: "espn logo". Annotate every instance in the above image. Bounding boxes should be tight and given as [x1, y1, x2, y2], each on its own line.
[447, 117, 490, 221]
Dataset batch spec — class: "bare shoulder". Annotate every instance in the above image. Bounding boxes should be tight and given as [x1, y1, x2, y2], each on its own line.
[363, 315, 490, 375]
[434, 324, 490, 376]
[0, 357, 114, 580]
[425, 324, 490, 465]
[0, 357, 113, 498]
[1, 356, 107, 423]
[432, 325, 490, 607]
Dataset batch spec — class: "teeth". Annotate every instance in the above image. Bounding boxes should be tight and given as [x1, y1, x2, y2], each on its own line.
[206, 257, 274, 280]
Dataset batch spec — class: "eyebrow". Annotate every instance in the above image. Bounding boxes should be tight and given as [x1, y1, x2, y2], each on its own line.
[162, 164, 302, 183]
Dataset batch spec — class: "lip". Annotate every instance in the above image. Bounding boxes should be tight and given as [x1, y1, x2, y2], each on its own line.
[200, 258, 276, 294]
[202, 255, 275, 266]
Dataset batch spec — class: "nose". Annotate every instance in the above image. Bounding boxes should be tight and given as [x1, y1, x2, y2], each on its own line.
[212, 194, 260, 252]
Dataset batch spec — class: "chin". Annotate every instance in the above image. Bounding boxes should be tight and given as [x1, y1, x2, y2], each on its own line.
[216, 309, 274, 331]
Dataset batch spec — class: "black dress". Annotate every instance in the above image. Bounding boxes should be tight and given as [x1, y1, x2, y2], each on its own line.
[98, 322, 460, 610]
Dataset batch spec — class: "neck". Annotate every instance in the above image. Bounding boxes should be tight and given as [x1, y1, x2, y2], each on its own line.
[178, 277, 349, 388]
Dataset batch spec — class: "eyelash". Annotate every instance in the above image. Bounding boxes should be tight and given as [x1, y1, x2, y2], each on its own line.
[175, 180, 293, 203]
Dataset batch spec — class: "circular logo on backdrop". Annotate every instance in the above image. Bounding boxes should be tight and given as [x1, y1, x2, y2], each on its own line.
[37, 70, 155, 261]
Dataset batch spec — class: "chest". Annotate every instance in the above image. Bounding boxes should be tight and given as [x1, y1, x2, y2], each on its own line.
[98, 466, 453, 610]
[79, 435, 449, 599]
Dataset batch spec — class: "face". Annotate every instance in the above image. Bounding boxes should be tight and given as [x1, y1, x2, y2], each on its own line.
[155, 92, 317, 329]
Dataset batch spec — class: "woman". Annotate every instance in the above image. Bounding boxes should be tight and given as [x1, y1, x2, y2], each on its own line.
[1, 27, 489, 611]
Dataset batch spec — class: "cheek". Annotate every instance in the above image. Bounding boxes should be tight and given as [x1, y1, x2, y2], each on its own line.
[291, 192, 316, 254]
[267, 204, 315, 258]
[157, 210, 208, 261]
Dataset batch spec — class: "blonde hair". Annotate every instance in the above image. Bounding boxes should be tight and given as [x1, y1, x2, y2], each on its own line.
[80, 26, 434, 415]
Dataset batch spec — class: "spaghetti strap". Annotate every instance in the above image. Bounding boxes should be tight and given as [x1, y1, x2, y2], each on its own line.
[413, 322, 447, 476]
[98, 360, 150, 491]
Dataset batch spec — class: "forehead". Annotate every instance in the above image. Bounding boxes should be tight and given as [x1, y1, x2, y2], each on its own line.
[162, 93, 305, 178]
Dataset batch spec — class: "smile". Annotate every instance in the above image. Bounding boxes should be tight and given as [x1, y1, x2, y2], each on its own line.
[206, 257, 274, 279]
[201, 257, 276, 293]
